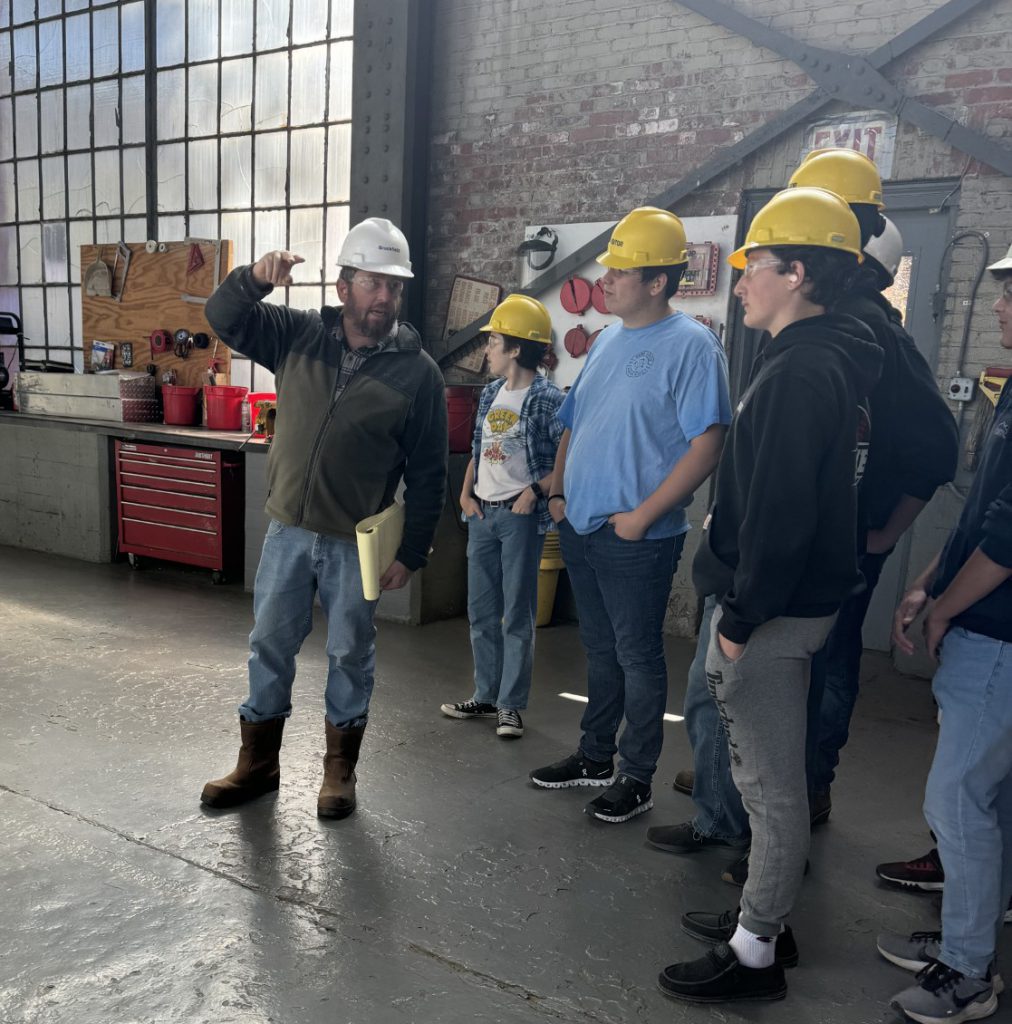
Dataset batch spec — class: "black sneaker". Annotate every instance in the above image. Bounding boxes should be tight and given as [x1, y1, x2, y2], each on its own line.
[721, 849, 809, 887]
[530, 751, 614, 789]
[584, 774, 652, 823]
[646, 821, 747, 854]
[876, 847, 945, 891]
[496, 708, 523, 738]
[722, 849, 750, 887]
[681, 907, 799, 968]
[440, 699, 497, 719]
[657, 943, 787, 1003]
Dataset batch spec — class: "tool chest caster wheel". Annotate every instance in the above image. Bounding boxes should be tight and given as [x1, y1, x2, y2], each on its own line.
[211, 571, 226, 585]
[127, 553, 145, 570]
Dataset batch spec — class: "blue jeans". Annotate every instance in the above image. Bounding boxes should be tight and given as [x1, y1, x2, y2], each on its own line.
[683, 595, 751, 841]
[559, 518, 684, 786]
[924, 627, 1012, 979]
[467, 506, 545, 710]
[805, 549, 889, 794]
[240, 521, 378, 728]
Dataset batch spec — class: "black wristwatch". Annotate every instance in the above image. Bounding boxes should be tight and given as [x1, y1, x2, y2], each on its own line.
[530, 481, 544, 500]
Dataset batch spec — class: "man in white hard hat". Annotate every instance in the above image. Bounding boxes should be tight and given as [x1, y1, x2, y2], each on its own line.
[201, 218, 448, 819]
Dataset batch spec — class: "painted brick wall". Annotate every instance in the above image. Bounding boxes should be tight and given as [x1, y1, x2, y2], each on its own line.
[0, 422, 112, 562]
[425, 0, 1012, 637]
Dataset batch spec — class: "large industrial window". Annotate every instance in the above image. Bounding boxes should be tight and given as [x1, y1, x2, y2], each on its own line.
[0, 0, 352, 381]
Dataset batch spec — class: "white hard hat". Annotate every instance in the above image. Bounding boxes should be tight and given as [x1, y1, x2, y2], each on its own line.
[863, 216, 903, 285]
[337, 217, 414, 278]
[987, 241, 1012, 273]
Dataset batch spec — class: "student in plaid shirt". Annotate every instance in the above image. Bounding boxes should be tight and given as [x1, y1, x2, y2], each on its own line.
[440, 295, 564, 739]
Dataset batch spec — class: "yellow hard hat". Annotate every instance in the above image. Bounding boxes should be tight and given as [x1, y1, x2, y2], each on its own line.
[728, 187, 864, 269]
[788, 148, 884, 208]
[597, 206, 688, 269]
[479, 293, 552, 345]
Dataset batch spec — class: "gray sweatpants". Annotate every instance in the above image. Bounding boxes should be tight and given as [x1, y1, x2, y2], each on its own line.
[705, 608, 837, 937]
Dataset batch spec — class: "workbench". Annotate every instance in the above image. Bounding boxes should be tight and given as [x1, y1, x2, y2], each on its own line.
[0, 411, 467, 623]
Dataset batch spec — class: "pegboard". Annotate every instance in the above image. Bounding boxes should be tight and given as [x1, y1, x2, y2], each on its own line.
[80, 240, 234, 389]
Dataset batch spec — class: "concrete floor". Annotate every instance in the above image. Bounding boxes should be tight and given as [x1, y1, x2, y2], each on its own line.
[1, 545, 1010, 1024]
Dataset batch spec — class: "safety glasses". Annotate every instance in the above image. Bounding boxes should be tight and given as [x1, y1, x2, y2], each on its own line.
[351, 273, 404, 296]
[740, 257, 784, 278]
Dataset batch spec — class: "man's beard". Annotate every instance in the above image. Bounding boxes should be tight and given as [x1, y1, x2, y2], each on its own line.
[343, 292, 398, 341]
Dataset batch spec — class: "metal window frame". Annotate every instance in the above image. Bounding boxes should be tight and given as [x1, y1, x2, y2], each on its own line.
[0, 0, 353, 371]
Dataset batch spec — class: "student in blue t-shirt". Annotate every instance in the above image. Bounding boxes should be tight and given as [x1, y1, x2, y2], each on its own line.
[529, 206, 732, 824]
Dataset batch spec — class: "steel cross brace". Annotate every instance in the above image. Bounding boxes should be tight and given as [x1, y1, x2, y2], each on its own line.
[436, 0, 1007, 369]
[677, 0, 1011, 178]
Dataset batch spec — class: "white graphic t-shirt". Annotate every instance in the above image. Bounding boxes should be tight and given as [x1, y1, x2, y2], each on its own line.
[475, 384, 532, 501]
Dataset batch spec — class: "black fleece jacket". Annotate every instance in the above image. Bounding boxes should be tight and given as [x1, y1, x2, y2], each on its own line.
[932, 379, 1012, 642]
[206, 266, 447, 570]
[840, 284, 958, 531]
[693, 312, 883, 644]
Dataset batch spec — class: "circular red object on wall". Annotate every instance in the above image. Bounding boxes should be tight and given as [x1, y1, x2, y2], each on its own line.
[149, 329, 171, 353]
[590, 279, 609, 314]
[560, 277, 592, 315]
[587, 328, 603, 351]
[564, 325, 589, 358]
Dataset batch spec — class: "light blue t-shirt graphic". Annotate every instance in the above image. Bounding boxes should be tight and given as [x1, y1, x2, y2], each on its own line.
[558, 311, 732, 540]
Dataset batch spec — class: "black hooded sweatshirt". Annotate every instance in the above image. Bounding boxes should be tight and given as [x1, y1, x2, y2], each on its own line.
[841, 283, 958, 532]
[693, 312, 883, 644]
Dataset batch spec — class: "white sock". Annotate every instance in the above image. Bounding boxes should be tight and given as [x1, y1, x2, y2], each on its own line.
[729, 923, 777, 968]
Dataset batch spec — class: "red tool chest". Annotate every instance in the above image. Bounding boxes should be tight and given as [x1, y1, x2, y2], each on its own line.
[114, 440, 244, 582]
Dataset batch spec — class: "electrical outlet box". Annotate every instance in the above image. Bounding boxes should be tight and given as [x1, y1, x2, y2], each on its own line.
[947, 376, 974, 402]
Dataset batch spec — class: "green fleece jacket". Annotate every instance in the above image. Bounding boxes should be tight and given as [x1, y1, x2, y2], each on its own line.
[206, 266, 447, 571]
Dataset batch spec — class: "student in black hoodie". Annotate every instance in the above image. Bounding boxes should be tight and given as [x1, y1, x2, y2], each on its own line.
[878, 246, 1012, 1024]
[657, 186, 882, 1005]
[656, 155, 959, 891]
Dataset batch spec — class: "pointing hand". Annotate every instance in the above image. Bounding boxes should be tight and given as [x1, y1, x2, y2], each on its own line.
[251, 251, 306, 287]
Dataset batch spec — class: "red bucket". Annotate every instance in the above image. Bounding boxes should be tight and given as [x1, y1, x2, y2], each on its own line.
[247, 391, 277, 437]
[162, 385, 202, 426]
[446, 386, 479, 453]
[205, 384, 248, 430]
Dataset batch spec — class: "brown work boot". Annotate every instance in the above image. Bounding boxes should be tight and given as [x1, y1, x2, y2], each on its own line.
[673, 769, 695, 796]
[317, 718, 365, 820]
[200, 716, 285, 808]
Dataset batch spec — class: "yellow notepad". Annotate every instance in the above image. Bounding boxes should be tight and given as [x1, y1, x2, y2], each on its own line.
[356, 503, 405, 601]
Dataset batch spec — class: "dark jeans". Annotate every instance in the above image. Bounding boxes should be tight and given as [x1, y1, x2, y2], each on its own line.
[684, 595, 752, 840]
[558, 518, 684, 786]
[805, 549, 890, 794]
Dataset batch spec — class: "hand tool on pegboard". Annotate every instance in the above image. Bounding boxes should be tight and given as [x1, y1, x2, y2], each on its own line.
[181, 238, 222, 304]
[173, 329, 193, 359]
[150, 329, 172, 354]
[83, 250, 113, 297]
[187, 243, 205, 274]
[206, 340, 222, 386]
[111, 241, 132, 302]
